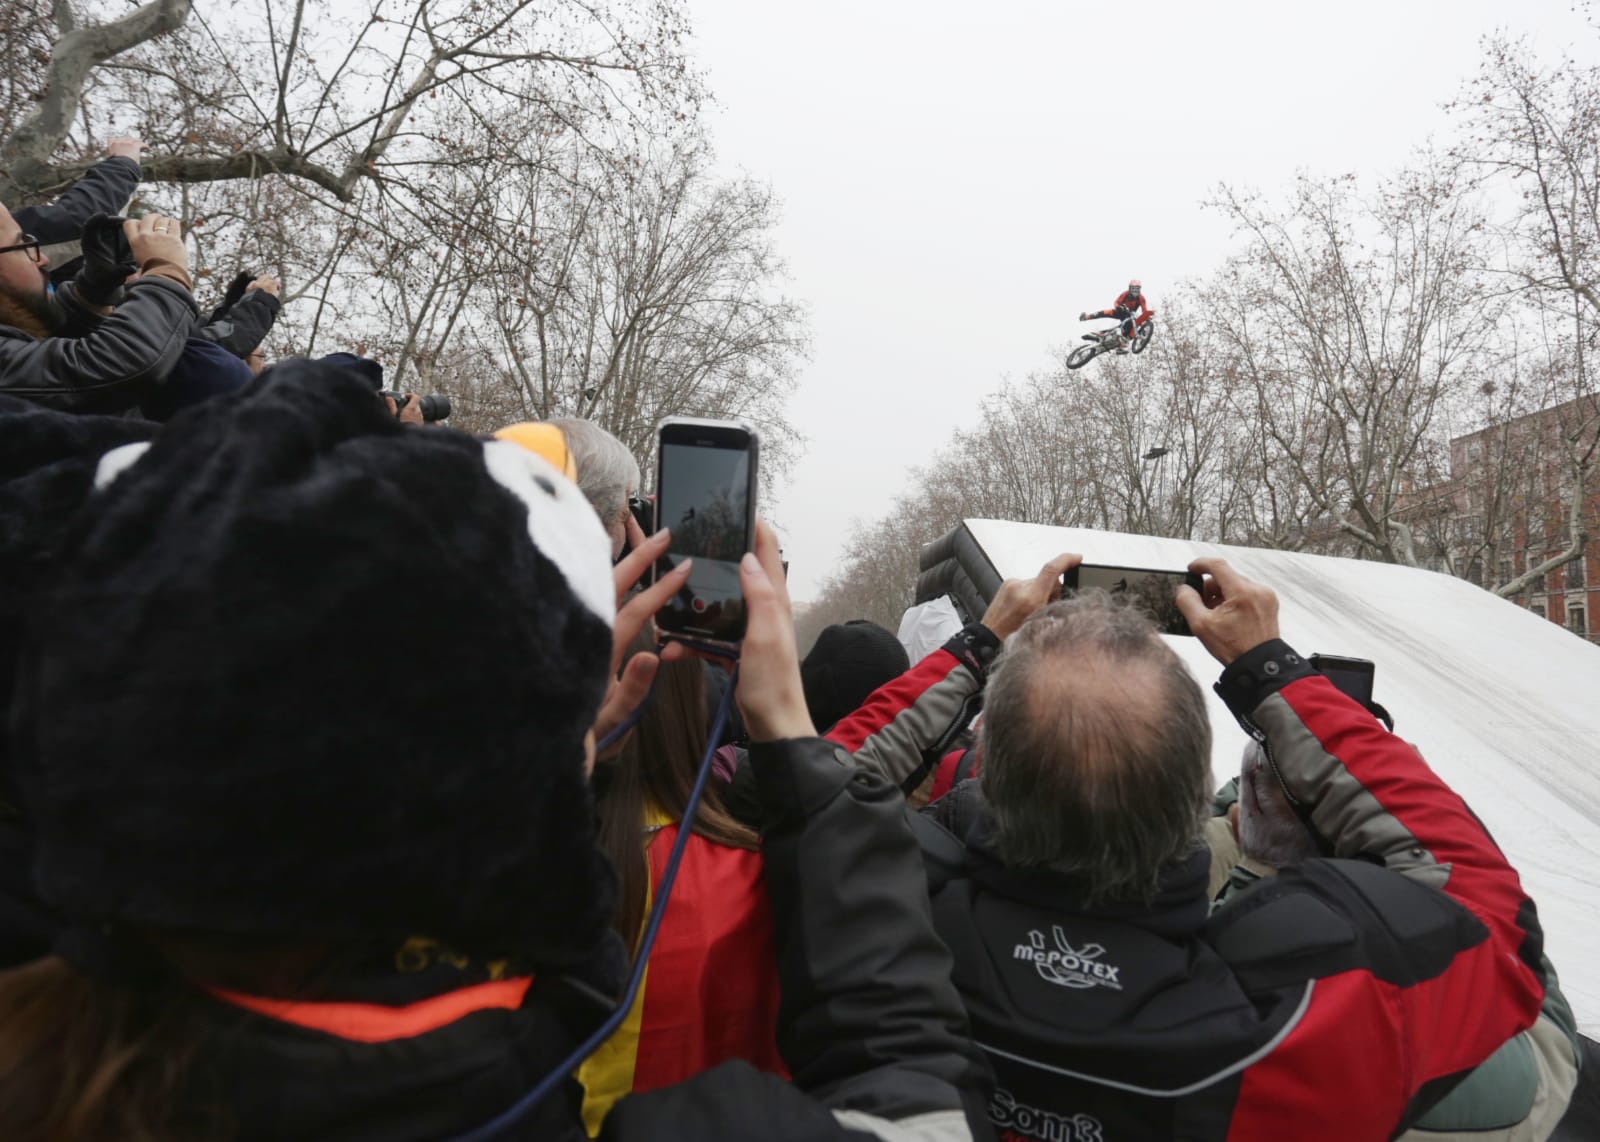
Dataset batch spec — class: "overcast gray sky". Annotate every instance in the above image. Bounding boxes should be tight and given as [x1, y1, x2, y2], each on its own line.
[684, 0, 1596, 601]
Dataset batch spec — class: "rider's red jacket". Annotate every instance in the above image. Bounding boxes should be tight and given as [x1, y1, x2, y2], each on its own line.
[1109, 289, 1151, 326]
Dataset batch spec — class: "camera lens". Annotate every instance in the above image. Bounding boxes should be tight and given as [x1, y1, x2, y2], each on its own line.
[416, 394, 451, 422]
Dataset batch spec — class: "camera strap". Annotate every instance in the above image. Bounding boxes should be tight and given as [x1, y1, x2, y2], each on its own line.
[448, 660, 741, 1140]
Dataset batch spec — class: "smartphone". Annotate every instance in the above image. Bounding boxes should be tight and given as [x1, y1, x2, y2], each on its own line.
[652, 418, 759, 648]
[1309, 654, 1375, 706]
[1062, 563, 1205, 637]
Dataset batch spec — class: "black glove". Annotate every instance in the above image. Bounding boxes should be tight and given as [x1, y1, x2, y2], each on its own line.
[198, 279, 281, 358]
[74, 213, 138, 307]
[205, 272, 254, 326]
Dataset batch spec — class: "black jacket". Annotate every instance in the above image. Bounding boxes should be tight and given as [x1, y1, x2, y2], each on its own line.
[914, 641, 1554, 1142]
[79, 738, 993, 1141]
[10, 156, 141, 247]
[0, 276, 197, 412]
[198, 271, 282, 358]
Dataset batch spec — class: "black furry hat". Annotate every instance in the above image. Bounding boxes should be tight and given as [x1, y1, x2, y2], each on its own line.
[9, 361, 619, 971]
[0, 398, 158, 799]
[801, 620, 910, 733]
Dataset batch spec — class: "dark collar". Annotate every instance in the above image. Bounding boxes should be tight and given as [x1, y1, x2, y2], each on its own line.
[951, 792, 1213, 941]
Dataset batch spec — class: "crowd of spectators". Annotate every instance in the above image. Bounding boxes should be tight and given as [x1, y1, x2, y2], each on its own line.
[0, 140, 1592, 1142]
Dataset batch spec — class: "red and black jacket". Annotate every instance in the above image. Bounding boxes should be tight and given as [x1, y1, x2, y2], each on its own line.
[722, 623, 1000, 829]
[916, 639, 1549, 1142]
[1110, 290, 1152, 325]
[827, 624, 999, 792]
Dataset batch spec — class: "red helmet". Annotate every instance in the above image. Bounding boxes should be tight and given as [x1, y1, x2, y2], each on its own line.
[1128, 278, 1142, 293]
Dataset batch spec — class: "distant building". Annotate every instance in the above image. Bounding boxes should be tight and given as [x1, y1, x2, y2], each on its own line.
[1430, 393, 1600, 643]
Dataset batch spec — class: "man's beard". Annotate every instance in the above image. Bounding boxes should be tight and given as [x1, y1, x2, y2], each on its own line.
[0, 274, 66, 338]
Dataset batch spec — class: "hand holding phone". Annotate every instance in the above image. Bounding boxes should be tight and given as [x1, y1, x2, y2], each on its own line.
[1064, 562, 1204, 637]
[982, 552, 1081, 640]
[652, 417, 759, 650]
[727, 520, 814, 741]
[75, 213, 138, 305]
[1174, 558, 1281, 666]
[587, 526, 687, 760]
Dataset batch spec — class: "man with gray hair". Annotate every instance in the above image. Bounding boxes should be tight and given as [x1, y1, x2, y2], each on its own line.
[915, 554, 1565, 1142]
[546, 417, 641, 561]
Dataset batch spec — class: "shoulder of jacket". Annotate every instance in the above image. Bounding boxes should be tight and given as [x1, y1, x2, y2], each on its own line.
[909, 810, 970, 894]
[1206, 858, 1487, 992]
[126, 275, 199, 308]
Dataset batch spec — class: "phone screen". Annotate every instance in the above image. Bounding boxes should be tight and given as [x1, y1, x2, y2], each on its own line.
[1064, 564, 1203, 637]
[655, 430, 755, 644]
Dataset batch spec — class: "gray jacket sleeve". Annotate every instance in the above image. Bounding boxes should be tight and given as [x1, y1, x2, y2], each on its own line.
[751, 736, 992, 1138]
[834, 625, 998, 790]
[0, 276, 197, 413]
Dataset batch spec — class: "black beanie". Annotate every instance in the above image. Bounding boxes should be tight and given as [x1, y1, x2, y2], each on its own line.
[9, 361, 619, 970]
[800, 620, 910, 734]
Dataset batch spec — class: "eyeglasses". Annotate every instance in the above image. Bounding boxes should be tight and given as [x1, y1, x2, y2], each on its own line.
[0, 234, 42, 263]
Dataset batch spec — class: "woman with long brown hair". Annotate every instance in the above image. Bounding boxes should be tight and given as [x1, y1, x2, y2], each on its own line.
[579, 636, 784, 1132]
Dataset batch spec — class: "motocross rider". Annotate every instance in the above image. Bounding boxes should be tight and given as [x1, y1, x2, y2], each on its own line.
[1080, 279, 1152, 352]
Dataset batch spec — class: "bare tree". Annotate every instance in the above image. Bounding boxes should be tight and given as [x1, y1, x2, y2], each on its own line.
[0, 0, 696, 205]
[0, 2, 58, 154]
[808, 41, 1600, 618]
[475, 138, 808, 476]
[1205, 161, 1497, 565]
[0, 2, 811, 457]
[1452, 35, 1600, 322]
[798, 497, 955, 648]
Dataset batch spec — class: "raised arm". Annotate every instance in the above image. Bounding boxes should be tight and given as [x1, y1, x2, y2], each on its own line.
[0, 279, 196, 412]
[10, 150, 141, 246]
[825, 624, 995, 790]
[729, 523, 990, 1136]
[197, 277, 282, 358]
[1178, 559, 1549, 1116]
[832, 554, 1078, 790]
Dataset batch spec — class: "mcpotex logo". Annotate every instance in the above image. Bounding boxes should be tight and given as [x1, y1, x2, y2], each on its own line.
[1013, 927, 1122, 991]
[990, 1087, 1104, 1142]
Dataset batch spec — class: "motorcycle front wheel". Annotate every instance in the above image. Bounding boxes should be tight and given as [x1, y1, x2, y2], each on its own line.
[1131, 324, 1154, 354]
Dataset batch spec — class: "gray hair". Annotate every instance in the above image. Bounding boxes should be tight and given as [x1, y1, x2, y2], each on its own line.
[979, 592, 1212, 902]
[546, 419, 641, 550]
[1236, 740, 1318, 869]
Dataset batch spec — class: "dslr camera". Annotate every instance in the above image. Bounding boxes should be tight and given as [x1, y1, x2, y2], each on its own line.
[382, 391, 451, 423]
